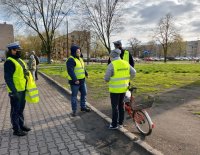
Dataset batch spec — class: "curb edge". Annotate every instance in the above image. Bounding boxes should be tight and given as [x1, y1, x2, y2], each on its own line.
[39, 71, 163, 155]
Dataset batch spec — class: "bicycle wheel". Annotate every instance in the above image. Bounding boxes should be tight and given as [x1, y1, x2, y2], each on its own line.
[133, 110, 152, 136]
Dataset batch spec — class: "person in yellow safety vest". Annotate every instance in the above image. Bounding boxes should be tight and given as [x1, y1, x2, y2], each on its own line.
[66, 45, 91, 117]
[4, 42, 32, 136]
[108, 40, 135, 67]
[104, 49, 136, 129]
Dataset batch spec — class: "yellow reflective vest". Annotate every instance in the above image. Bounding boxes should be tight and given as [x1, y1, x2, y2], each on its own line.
[6, 57, 39, 103]
[67, 56, 85, 80]
[6, 57, 27, 92]
[109, 59, 130, 93]
[123, 50, 129, 63]
[25, 71, 39, 103]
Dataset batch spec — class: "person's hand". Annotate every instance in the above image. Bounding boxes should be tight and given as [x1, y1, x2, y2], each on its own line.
[75, 80, 80, 84]
[9, 92, 20, 101]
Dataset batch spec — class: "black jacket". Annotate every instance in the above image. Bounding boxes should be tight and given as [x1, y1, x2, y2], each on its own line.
[4, 55, 27, 93]
[108, 49, 135, 67]
[66, 45, 88, 85]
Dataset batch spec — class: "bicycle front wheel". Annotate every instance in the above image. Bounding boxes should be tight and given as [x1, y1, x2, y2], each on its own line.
[133, 110, 152, 136]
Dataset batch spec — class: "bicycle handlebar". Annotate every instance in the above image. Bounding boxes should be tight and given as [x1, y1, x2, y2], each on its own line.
[129, 86, 137, 92]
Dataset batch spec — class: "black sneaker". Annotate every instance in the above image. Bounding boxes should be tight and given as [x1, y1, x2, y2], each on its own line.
[81, 107, 91, 112]
[13, 130, 27, 136]
[21, 126, 31, 132]
[71, 112, 76, 117]
[108, 124, 118, 130]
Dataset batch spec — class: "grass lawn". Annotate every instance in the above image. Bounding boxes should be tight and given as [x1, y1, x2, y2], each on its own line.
[193, 112, 200, 115]
[39, 62, 200, 100]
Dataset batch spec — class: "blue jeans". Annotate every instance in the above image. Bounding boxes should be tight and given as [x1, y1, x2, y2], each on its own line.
[70, 82, 87, 112]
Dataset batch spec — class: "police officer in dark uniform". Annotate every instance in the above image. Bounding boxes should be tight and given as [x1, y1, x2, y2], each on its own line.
[108, 40, 135, 67]
[4, 42, 31, 136]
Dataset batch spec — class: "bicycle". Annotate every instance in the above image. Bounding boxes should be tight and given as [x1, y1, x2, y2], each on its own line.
[124, 87, 155, 136]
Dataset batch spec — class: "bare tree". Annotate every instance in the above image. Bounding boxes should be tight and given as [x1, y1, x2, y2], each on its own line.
[16, 34, 42, 57]
[146, 40, 159, 57]
[171, 34, 186, 57]
[1, 0, 76, 63]
[80, 0, 124, 53]
[154, 13, 179, 62]
[91, 37, 107, 58]
[128, 37, 141, 57]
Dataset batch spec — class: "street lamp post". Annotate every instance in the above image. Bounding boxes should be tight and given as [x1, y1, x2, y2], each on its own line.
[192, 46, 193, 57]
[66, 20, 69, 58]
[61, 12, 69, 58]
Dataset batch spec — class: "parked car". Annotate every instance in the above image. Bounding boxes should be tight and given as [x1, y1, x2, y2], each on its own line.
[90, 58, 97, 62]
[134, 57, 142, 62]
[39, 57, 54, 63]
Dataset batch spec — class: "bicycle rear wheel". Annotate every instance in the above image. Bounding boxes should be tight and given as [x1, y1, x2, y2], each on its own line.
[133, 110, 152, 136]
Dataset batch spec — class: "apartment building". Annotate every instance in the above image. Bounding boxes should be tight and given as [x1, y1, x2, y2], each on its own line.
[52, 30, 90, 60]
[133, 40, 200, 58]
[0, 22, 14, 58]
[186, 40, 200, 57]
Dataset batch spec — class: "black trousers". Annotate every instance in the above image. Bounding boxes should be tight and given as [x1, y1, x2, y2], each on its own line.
[35, 66, 38, 80]
[9, 91, 26, 131]
[110, 93, 125, 127]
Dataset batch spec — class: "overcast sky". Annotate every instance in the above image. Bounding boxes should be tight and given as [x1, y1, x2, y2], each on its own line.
[1, 0, 200, 46]
[114, 0, 200, 45]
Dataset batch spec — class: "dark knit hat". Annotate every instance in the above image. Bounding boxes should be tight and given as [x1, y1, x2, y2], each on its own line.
[70, 45, 80, 57]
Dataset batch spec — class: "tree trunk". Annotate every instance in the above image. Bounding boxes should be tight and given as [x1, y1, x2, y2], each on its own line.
[86, 34, 90, 65]
[164, 48, 167, 63]
[47, 43, 52, 64]
[47, 53, 51, 64]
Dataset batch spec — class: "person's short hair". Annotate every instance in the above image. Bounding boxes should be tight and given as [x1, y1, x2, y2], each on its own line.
[31, 51, 35, 55]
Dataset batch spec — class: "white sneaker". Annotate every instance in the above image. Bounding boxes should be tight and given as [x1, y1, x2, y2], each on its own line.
[118, 125, 123, 128]
[118, 124, 127, 128]
[108, 124, 118, 130]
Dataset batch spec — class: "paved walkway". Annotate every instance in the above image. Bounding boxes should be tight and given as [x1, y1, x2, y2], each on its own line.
[0, 64, 150, 155]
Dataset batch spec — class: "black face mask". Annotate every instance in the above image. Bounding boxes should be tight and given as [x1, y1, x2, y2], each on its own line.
[118, 47, 122, 50]
[16, 50, 21, 58]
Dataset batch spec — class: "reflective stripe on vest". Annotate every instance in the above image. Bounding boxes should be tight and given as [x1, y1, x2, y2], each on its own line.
[26, 89, 39, 103]
[6, 57, 27, 92]
[109, 59, 130, 93]
[67, 56, 85, 80]
[123, 50, 129, 63]
[25, 71, 39, 103]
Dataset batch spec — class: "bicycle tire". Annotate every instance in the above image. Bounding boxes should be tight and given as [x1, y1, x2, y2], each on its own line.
[133, 110, 152, 136]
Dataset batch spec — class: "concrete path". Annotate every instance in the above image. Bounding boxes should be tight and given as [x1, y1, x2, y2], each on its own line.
[0, 63, 151, 155]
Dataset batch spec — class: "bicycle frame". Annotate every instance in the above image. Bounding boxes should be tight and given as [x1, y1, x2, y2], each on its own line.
[124, 87, 155, 136]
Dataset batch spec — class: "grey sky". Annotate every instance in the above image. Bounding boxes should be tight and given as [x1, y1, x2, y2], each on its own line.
[115, 0, 200, 45]
[1, 0, 200, 46]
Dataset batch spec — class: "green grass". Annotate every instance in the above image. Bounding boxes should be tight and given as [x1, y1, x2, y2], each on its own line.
[39, 63, 200, 99]
[193, 112, 200, 115]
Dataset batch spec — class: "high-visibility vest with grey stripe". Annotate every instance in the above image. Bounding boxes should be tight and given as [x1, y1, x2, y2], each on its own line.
[26, 87, 39, 103]
[25, 71, 39, 103]
[67, 56, 85, 80]
[123, 50, 129, 63]
[109, 59, 130, 93]
[6, 57, 27, 92]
